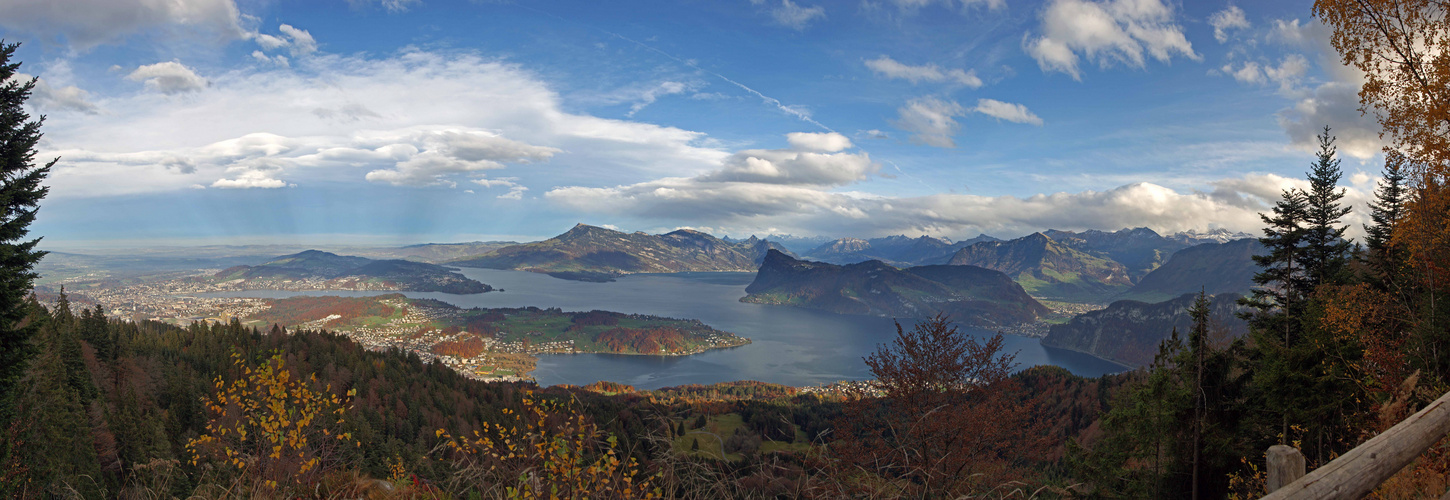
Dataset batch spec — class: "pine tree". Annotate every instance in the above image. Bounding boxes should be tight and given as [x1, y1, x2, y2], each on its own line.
[1302, 127, 1354, 287]
[0, 41, 53, 414]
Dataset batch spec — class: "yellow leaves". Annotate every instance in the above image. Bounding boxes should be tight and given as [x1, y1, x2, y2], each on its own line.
[184, 351, 356, 489]
[438, 395, 656, 499]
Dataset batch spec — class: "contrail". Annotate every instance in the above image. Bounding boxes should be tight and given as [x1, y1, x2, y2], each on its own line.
[510, 3, 834, 133]
[602, 31, 835, 133]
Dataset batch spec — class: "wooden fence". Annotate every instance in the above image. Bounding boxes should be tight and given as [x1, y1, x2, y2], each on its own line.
[1261, 389, 1450, 499]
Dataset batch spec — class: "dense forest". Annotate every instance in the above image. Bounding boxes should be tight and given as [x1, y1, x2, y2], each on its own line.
[3, 0, 1450, 497]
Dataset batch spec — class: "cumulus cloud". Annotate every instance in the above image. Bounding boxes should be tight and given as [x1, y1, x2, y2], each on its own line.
[1024, 0, 1199, 80]
[277, 24, 317, 57]
[0, 0, 244, 50]
[1209, 6, 1250, 43]
[36, 49, 730, 198]
[973, 98, 1043, 125]
[1221, 54, 1308, 94]
[767, 0, 826, 30]
[786, 132, 853, 153]
[864, 56, 983, 88]
[364, 130, 559, 187]
[1277, 82, 1385, 160]
[698, 133, 876, 186]
[892, 97, 966, 148]
[251, 51, 290, 67]
[9, 73, 98, 114]
[126, 61, 209, 94]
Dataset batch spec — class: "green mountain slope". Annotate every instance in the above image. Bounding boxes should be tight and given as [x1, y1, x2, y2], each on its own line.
[1114, 239, 1265, 303]
[1043, 227, 1189, 281]
[214, 250, 491, 294]
[741, 250, 1049, 327]
[947, 232, 1133, 303]
[452, 224, 786, 280]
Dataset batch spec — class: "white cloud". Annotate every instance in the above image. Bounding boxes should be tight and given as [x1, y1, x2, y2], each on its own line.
[864, 56, 983, 88]
[363, 130, 559, 187]
[892, 97, 966, 148]
[37, 49, 730, 198]
[9, 73, 98, 114]
[0, 0, 244, 50]
[126, 61, 209, 94]
[1024, 0, 1199, 80]
[347, 0, 421, 13]
[884, 0, 1006, 12]
[251, 51, 290, 67]
[786, 132, 853, 153]
[1277, 82, 1385, 160]
[628, 81, 688, 117]
[546, 171, 1377, 239]
[253, 33, 289, 51]
[699, 133, 876, 186]
[768, 0, 826, 30]
[1222, 55, 1306, 94]
[277, 24, 317, 57]
[1209, 6, 1250, 43]
[973, 98, 1043, 125]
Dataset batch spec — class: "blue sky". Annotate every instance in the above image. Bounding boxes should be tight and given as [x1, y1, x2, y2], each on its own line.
[0, 0, 1389, 249]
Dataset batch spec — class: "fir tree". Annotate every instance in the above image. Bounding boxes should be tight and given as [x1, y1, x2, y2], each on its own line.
[1365, 150, 1409, 284]
[1302, 127, 1354, 287]
[0, 41, 53, 415]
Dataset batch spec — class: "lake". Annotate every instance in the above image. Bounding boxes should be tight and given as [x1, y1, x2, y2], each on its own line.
[199, 268, 1128, 390]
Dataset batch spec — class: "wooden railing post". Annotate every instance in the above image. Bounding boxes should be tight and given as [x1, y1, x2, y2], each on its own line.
[1266, 445, 1305, 493]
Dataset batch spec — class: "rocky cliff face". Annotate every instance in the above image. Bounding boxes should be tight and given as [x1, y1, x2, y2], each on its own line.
[742, 250, 1049, 327]
[1041, 292, 1248, 367]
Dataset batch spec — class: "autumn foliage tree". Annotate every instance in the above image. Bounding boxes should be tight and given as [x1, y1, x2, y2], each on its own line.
[186, 352, 357, 493]
[832, 314, 1046, 496]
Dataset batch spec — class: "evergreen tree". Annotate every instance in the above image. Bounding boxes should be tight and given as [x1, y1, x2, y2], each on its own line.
[1243, 186, 1315, 447]
[1302, 127, 1354, 287]
[0, 41, 53, 415]
[1243, 188, 1311, 318]
[1365, 150, 1409, 285]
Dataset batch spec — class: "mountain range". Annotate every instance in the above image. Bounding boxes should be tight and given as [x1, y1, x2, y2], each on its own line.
[802, 234, 1000, 267]
[1037, 239, 1265, 366]
[451, 224, 792, 281]
[740, 250, 1049, 327]
[214, 250, 491, 294]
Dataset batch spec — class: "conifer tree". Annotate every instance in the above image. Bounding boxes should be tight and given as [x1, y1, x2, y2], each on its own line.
[0, 42, 52, 413]
[1365, 150, 1409, 284]
[1243, 188, 1310, 444]
[1302, 127, 1354, 286]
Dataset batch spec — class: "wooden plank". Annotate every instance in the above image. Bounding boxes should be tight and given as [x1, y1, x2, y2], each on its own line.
[1261, 389, 1450, 500]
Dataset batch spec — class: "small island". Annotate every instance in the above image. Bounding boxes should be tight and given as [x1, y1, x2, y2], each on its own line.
[237, 294, 750, 380]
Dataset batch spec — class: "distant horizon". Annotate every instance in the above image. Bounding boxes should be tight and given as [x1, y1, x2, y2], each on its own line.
[36, 222, 1258, 255]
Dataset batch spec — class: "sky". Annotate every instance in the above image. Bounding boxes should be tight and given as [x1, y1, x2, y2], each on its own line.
[0, 0, 1393, 249]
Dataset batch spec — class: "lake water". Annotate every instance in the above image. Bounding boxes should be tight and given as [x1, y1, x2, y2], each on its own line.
[198, 268, 1128, 390]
